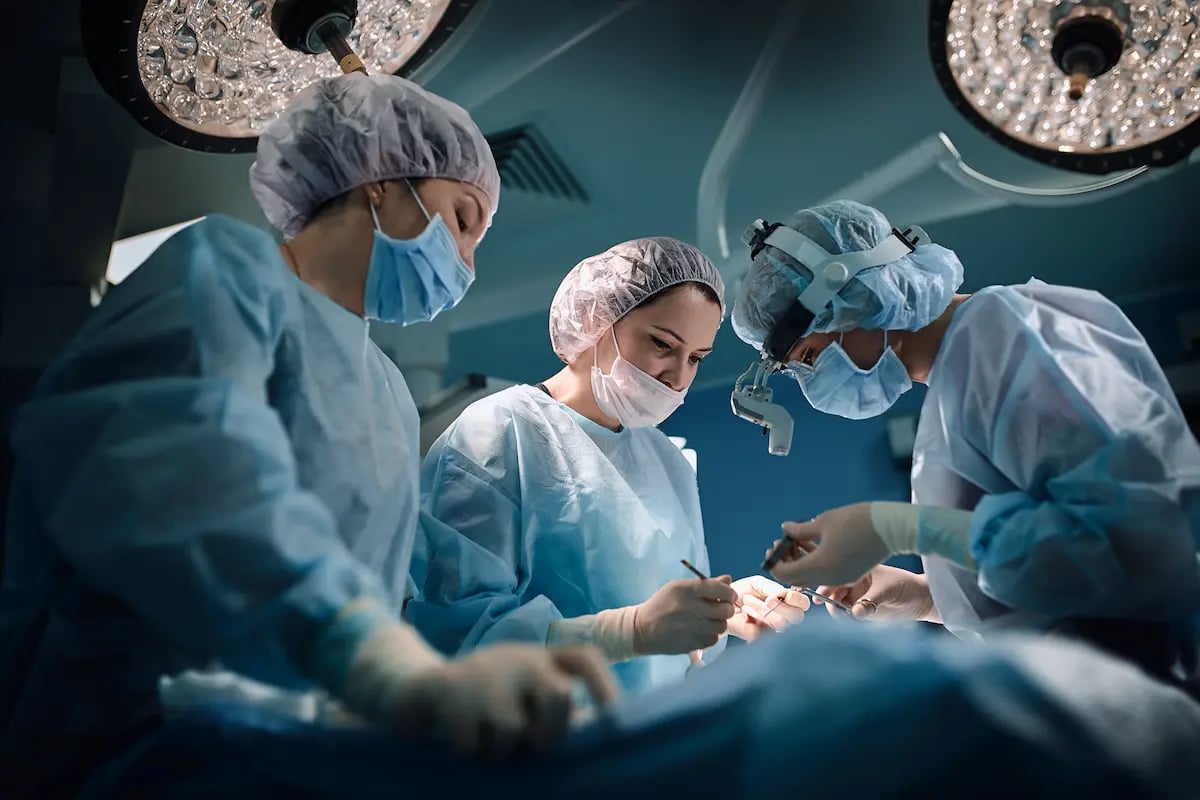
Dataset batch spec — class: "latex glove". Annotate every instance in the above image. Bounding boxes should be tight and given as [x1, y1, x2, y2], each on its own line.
[813, 564, 941, 623]
[403, 644, 619, 757]
[338, 618, 619, 758]
[633, 577, 738, 655]
[726, 576, 810, 641]
[768, 503, 889, 588]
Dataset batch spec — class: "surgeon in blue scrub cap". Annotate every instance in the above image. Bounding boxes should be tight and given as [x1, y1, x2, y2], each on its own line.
[733, 200, 1200, 693]
[0, 72, 619, 795]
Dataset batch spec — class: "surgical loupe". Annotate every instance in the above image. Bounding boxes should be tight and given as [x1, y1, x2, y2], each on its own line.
[730, 357, 794, 457]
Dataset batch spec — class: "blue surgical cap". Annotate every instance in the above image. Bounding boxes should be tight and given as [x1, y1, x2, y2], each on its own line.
[251, 73, 499, 238]
[730, 200, 964, 351]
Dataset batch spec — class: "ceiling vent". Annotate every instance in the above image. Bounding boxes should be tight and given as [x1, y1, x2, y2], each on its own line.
[487, 125, 588, 204]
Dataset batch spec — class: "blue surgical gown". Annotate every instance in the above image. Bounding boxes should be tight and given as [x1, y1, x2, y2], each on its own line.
[409, 385, 717, 694]
[0, 215, 421, 790]
[911, 280, 1200, 643]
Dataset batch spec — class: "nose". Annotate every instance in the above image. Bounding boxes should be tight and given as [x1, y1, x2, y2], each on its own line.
[658, 358, 688, 392]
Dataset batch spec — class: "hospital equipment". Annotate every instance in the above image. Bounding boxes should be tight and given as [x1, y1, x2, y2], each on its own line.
[80, 0, 482, 152]
[928, 0, 1200, 174]
[730, 357, 794, 456]
[754, 548, 857, 614]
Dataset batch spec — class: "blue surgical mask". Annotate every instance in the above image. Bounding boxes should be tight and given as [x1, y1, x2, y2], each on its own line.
[362, 180, 474, 325]
[792, 330, 912, 420]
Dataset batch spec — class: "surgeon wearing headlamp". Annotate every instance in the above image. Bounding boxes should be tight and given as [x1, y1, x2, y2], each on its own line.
[730, 200, 1199, 695]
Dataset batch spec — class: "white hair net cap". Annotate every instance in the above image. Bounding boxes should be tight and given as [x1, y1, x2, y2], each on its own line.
[731, 200, 964, 351]
[250, 73, 499, 238]
[550, 237, 726, 364]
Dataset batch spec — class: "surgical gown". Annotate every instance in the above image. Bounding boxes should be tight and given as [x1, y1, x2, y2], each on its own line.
[409, 385, 717, 694]
[911, 280, 1200, 650]
[0, 215, 421, 793]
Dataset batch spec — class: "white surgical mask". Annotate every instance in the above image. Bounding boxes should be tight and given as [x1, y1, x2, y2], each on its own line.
[591, 328, 686, 428]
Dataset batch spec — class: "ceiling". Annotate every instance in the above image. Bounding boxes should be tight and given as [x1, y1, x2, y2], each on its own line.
[5, 0, 1199, 392]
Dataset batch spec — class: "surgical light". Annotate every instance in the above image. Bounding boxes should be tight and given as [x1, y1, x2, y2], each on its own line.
[929, 0, 1200, 173]
[81, 0, 480, 154]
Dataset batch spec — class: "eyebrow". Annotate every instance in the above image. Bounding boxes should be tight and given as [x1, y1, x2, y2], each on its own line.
[470, 194, 486, 225]
[652, 325, 713, 353]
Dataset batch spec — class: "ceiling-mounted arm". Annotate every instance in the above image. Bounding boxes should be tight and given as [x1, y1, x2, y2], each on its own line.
[931, 132, 1199, 208]
[696, 2, 805, 271]
[826, 131, 1198, 218]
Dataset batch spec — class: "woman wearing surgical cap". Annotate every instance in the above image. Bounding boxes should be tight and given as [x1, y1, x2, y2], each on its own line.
[733, 200, 1199, 696]
[0, 73, 620, 795]
[409, 238, 808, 696]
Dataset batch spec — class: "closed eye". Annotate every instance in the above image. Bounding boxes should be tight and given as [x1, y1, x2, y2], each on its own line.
[650, 336, 672, 352]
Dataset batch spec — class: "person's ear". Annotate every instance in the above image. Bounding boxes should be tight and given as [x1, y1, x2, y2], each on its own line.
[364, 183, 386, 210]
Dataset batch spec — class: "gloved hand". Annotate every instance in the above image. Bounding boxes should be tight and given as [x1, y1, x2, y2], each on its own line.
[325, 605, 619, 758]
[813, 564, 941, 623]
[632, 577, 738, 655]
[726, 576, 809, 641]
[767, 503, 890, 588]
[385, 643, 619, 757]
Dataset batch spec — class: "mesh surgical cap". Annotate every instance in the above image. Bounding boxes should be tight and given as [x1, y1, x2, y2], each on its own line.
[731, 200, 964, 351]
[250, 73, 499, 238]
[550, 237, 726, 364]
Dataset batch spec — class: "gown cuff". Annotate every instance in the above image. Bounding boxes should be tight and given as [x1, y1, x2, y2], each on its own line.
[549, 606, 639, 662]
[870, 502, 977, 570]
